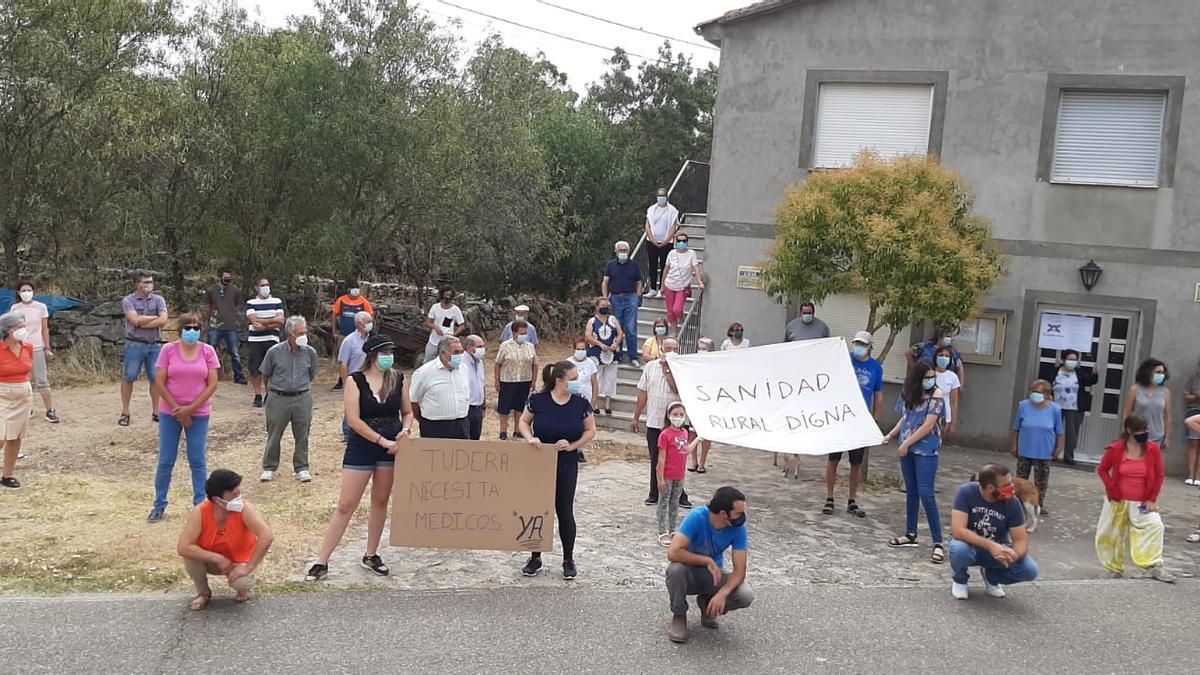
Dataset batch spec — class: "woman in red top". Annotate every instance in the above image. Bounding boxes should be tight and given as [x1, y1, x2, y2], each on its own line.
[0, 311, 34, 488]
[1095, 414, 1173, 582]
[177, 469, 274, 610]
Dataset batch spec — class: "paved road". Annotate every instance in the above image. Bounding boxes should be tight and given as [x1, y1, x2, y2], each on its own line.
[2, 580, 1195, 673]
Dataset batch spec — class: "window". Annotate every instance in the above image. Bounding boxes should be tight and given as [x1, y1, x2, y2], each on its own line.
[1051, 91, 1166, 187]
[953, 310, 1009, 366]
[814, 292, 911, 383]
[811, 83, 934, 168]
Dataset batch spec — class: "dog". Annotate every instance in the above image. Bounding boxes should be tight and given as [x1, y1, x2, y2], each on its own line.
[969, 473, 1041, 533]
[782, 453, 802, 480]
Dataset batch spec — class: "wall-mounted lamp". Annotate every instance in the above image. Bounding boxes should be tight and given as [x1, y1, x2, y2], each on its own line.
[1079, 260, 1103, 292]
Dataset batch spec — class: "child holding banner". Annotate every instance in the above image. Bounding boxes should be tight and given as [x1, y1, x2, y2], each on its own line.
[658, 402, 700, 545]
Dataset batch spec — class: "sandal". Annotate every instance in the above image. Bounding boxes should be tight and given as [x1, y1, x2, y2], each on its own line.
[688, 465, 698, 472]
[152, 413, 160, 423]
[361, 554, 389, 576]
[305, 563, 329, 581]
[188, 592, 212, 611]
[847, 501, 866, 518]
[888, 533, 918, 548]
[821, 498, 835, 515]
[1187, 530, 1200, 543]
[118, 414, 130, 427]
[931, 543, 947, 564]
[696, 467, 707, 474]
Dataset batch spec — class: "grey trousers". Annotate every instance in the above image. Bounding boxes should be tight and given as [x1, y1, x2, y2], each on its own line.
[263, 391, 312, 472]
[657, 479, 685, 533]
[665, 562, 754, 617]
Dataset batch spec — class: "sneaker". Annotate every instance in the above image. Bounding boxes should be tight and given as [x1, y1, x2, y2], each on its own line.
[361, 554, 389, 576]
[644, 497, 658, 506]
[297, 470, 312, 483]
[305, 563, 329, 581]
[331, 381, 344, 391]
[668, 615, 689, 643]
[260, 470, 274, 482]
[985, 582, 1006, 598]
[1039, 507, 1050, 517]
[252, 394, 263, 408]
[696, 595, 718, 629]
[234, 376, 248, 385]
[0, 476, 20, 488]
[577, 451, 587, 463]
[631, 359, 643, 368]
[16, 452, 27, 461]
[521, 555, 543, 577]
[1187, 478, 1197, 486]
[562, 559, 577, 580]
[657, 532, 673, 547]
[679, 497, 692, 509]
[146, 507, 165, 523]
[44, 410, 60, 423]
[499, 432, 508, 441]
[1151, 566, 1177, 584]
[952, 581, 969, 600]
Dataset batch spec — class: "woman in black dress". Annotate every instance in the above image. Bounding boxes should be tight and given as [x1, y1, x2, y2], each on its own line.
[518, 360, 597, 580]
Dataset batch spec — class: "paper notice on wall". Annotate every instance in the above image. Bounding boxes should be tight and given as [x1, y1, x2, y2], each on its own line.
[1038, 313, 1094, 353]
[665, 338, 884, 455]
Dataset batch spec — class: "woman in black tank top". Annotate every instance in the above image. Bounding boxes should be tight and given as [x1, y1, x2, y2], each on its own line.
[307, 335, 413, 581]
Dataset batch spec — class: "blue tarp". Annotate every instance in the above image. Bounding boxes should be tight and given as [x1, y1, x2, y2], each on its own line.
[0, 290, 87, 317]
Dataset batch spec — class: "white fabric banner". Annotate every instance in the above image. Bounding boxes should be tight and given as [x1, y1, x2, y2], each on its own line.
[1038, 313, 1094, 352]
[665, 338, 884, 455]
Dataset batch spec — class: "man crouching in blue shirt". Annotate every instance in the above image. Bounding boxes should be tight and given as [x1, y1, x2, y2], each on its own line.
[950, 464, 1039, 600]
[666, 486, 753, 643]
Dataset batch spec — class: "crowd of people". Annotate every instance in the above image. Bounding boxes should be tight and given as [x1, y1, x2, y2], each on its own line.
[1, 188, 1197, 643]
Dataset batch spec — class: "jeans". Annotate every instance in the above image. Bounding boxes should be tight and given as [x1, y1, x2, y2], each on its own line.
[155, 414, 210, 510]
[665, 562, 754, 616]
[899, 453, 942, 543]
[610, 293, 640, 361]
[207, 329, 244, 380]
[949, 539, 1039, 585]
[263, 392, 312, 472]
[123, 342, 161, 382]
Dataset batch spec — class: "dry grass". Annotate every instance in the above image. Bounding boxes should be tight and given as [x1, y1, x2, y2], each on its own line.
[0, 339, 644, 594]
[46, 339, 120, 387]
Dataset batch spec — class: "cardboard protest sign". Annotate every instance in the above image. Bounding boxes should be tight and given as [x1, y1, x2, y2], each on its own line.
[390, 439, 557, 552]
[666, 338, 884, 455]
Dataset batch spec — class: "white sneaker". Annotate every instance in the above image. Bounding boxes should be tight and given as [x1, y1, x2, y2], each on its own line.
[986, 582, 1006, 598]
[657, 532, 672, 547]
[951, 581, 969, 600]
[260, 470, 274, 482]
[1186, 478, 1196, 486]
[297, 470, 312, 483]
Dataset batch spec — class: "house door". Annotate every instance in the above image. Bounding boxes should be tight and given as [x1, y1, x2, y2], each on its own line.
[1031, 306, 1139, 464]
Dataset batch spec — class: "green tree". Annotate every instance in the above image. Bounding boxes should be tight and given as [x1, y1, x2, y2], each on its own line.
[763, 153, 1006, 359]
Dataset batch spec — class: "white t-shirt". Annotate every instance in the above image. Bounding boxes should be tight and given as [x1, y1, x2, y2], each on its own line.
[572, 356, 598, 403]
[10, 301, 49, 350]
[427, 303, 465, 345]
[664, 249, 698, 291]
[721, 338, 751, 351]
[935, 369, 961, 422]
[646, 202, 680, 242]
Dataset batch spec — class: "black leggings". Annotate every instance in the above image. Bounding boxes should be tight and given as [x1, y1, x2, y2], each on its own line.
[534, 450, 579, 560]
[647, 241, 671, 290]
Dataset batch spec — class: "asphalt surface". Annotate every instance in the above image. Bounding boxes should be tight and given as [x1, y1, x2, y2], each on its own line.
[3, 580, 1196, 673]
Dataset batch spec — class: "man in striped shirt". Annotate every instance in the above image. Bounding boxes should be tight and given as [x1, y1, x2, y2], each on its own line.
[409, 337, 471, 439]
[245, 278, 287, 408]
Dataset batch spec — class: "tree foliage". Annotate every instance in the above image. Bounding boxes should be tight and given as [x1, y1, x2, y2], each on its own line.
[763, 153, 1006, 359]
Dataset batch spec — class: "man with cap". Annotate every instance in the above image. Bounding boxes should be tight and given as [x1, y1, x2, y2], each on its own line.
[499, 305, 539, 346]
[784, 301, 830, 342]
[821, 330, 884, 517]
[603, 240, 643, 366]
[409, 336, 471, 439]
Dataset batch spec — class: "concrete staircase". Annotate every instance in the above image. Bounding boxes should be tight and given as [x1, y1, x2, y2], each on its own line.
[595, 214, 706, 432]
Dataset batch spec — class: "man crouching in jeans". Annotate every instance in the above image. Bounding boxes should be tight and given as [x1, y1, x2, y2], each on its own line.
[665, 486, 754, 643]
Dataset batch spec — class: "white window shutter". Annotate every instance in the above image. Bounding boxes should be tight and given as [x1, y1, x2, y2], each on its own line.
[1051, 91, 1165, 187]
[812, 83, 934, 168]
[815, 293, 911, 383]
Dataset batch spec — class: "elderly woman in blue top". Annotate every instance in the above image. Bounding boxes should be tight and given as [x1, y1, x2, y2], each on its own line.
[1010, 379, 1064, 515]
[884, 360, 948, 564]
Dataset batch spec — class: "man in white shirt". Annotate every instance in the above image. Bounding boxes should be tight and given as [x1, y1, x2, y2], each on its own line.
[644, 187, 679, 298]
[410, 336, 471, 439]
[464, 334, 487, 440]
[632, 338, 690, 508]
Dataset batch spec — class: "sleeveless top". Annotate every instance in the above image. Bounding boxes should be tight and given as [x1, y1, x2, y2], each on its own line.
[351, 370, 405, 432]
[198, 500, 257, 564]
[586, 316, 619, 360]
[1133, 385, 1167, 440]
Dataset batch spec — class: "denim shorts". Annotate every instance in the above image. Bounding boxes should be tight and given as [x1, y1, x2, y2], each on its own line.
[122, 342, 161, 382]
[1186, 409, 1200, 441]
[342, 422, 402, 471]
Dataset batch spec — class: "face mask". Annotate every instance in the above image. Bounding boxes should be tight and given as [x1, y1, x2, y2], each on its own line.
[657, 196, 667, 206]
[617, 252, 629, 262]
[474, 347, 486, 359]
[349, 288, 361, 297]
[1132, 432, 1150, 444]
[936, 356, 951, 369]
[515, 334, 528, 344]
[573, 349, 587, 361]
[219, 496, 245, 512]
[698, 346, 711, 352]
[655, 326, 667, 336]
[258, 286, 270, 297]
[852, 345, 869, 358]
[1029, 392, 1045, 404]
[18, 291, 33, 302]
[181, 329, 201, 344]
[997, 484, 1016, 501]
[220, 278, 231, 286]
[294, 334, 309, 348]
[363, 322, 374, 333]
[9, 327, 29, 342]
[675, 241, 688, 251]
[669, 415, 686, 428]
[448, 354, 464, 369]
[728, 513, 746, 528]
[1152, 373, 1165, 385]
[515, 314, 527, 322]
[941, 336, 953, 347]
[922, 377, 936, 390]
[377, 354, 395, 371]
[144, 283, 155, 294]
[1064, 360, 1078, 370]
[731, 331, 743, 339]
[442, 295, 453, 303]
[801, 314, 814, 324]
[598, 307, 610, 316]
[567, 380, 584, 396]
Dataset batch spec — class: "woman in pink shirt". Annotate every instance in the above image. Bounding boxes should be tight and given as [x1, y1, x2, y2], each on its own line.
[148, 313, 219, 523]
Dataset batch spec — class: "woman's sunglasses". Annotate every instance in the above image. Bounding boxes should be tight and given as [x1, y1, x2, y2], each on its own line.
[182, 324, 202, 331]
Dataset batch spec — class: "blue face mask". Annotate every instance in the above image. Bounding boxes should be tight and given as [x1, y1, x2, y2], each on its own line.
[1064, 360, 1079, 370]
[1152, 372, 1165, 385]
[567, 380, 584, 396]
[801, 314, 814, 324]
[941, 336, 953, 347]
[448, 353, 464, 369]
[598, 307, 610, 316]
[655, 326, 667, 336]
[181, 329, 201, 345]
[617, 252, 629, 262]
[922, 377, 936, 391]
[515, 334, 528, 344]
[675, 241, 687, 251]
[377, 354, 395, 371]
[852, 345, 869, 359]
[657, 196, 668, 206]
[1029, 392, 1045, 404]
[936, 356, 951, 369]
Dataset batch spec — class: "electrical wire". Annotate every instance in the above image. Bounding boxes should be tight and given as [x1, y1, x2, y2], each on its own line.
[535, 0, 718, 51]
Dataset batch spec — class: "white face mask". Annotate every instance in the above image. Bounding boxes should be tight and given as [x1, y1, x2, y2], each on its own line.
[294, 334, 309, 348]
[573, 349, 587, 361]
[220, 496, 245, 513]
[363, 322, 374, 333]
[349, 288, 361, 297]
[19, 291, 33, 302]
[144, 283, 154, 294]
[669, 416, 686, 428]
[473, 347, 485, 359]
[258, 286, 270, 297]
[12, 328, 28, 342]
